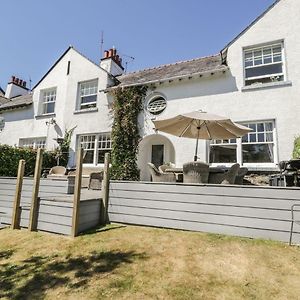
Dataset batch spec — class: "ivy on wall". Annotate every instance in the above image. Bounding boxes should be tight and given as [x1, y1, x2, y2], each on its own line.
[293, 136, 300, 159]
[110, 85, 147, 180]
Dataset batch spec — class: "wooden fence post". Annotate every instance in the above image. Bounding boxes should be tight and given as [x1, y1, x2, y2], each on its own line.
[28, 149, 43, 231]
[11, 159, 25, 229]
[71, 148, 83, 237]
[101, 152, 110, 224]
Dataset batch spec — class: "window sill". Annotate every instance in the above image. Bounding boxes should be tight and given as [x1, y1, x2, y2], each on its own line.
[73, 107, 98, 115]
[241, 80, 292, 92]
[35, 113, 56, 119]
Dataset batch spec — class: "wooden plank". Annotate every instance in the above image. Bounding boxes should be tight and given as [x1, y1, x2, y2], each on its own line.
[101, 153, 110, 224]
[11, 160, 25, 229]
[110, 189, 300, 210]
[109, 213, 300, 243]
[71, 148, 83, 237]
[108, 197, 294, 221]
[38, 205, 73, 217]
[108, 205, 295, 233]
[36, 221, 72, 235]
[29, 149, 43, 231]
[40, 199, 73, 208]
[110, 181, 300, 201]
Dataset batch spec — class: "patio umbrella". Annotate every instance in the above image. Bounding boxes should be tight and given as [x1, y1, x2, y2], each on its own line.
[153, 110, 252, 161]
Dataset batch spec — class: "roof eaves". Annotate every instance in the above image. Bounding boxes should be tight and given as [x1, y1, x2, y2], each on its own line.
[221, 0, 281, 53]
[106, 65, 229, 92]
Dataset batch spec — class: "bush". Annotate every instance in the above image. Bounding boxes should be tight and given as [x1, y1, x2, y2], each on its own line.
[293, 136, 300, 159]
[0, 144, 57, 177]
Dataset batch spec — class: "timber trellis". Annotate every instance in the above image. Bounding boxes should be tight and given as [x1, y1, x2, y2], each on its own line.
[108, 181, 300, 244]
[0, 149, 105, 236]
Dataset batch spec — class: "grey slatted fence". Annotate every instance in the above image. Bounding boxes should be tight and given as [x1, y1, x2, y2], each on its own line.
[109, 181, 300, 244]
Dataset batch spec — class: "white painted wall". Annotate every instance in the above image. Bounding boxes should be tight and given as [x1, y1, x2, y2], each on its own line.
[0, 48, 112, 167]
[138, 0, 300, 179]
[5, 83, 28, 99]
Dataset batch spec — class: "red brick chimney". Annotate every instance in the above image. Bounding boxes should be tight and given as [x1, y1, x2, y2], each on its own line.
[101, 47, 124, 70]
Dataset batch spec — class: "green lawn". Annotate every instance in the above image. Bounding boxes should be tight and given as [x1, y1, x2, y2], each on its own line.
[0, 224, 300, 299]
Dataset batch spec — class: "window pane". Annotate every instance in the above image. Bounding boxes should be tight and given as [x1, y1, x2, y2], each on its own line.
[242, 135, 248, 143]
[249, 133, 257, 143]
[242, 144, 274, 163]
[245, 63, 283, 79]
[98, 150, 111, 164]
[209, 145, 237, 163]
[265, 122, 273, 131]
[83, 150, 94, 164]
[81, 95, 97, 104]
[258, 133, 265, 143]
[45, 102, 55, 114]
[257, 123, 264, 132]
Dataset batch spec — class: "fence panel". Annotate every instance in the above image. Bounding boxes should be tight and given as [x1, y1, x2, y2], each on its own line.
[109, 181, 300, 243]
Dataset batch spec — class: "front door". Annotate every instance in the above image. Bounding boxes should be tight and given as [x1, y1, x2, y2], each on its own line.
[151, 144, 164, 168]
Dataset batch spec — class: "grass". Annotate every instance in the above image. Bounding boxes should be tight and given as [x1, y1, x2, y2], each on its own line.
[0, 224, 300, 299]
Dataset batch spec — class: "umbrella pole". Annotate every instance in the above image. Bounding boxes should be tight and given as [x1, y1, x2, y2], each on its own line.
[194, 127, 200, 162]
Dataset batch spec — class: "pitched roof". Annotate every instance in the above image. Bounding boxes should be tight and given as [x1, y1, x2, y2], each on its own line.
[0, 95, 9, 105]
[0, 94, 32, 112]
[221, 0, 281, 52]
[32, 46, 116, 90]
[116, 54, 227, 88]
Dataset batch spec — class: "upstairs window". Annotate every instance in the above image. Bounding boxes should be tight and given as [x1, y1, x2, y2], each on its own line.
[244, 42, 285, 86]
[41, 88, 56, 114]
[78, 80, 98, 110]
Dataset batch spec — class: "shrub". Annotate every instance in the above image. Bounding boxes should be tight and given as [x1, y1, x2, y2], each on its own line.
[292, 136, 300, 159]
[0, 144, 57, 177]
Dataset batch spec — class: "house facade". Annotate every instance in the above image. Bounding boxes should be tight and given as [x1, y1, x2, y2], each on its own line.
[0, 0, 299, 181]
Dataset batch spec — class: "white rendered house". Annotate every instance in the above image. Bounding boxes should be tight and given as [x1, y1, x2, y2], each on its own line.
[1, 0, 299, 180]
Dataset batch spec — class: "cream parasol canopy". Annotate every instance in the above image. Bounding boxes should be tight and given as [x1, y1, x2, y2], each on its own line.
[153, 110, 252, 161]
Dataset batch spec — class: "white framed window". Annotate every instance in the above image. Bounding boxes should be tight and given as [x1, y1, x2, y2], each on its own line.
[40, 88, 56, 114]
[79, 132, 111, 165]
[241, 121, 275, 164]
[209, 120, 277, 167]
[210, 138, 237, 164]
[0, 116, 5, 132]
[19, 137, 46, 149]
[244, 42, 285, 86]
[78, 79, 98, 110]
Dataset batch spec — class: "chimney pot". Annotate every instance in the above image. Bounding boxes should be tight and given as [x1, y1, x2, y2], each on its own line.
[108, 48, 114, 57]
[112, 48, 117, 56]
[15, 78, 19, 85]
[104, 50, 109, 58]
[19, 79, 23, 86]
[23, 81, 26, 87]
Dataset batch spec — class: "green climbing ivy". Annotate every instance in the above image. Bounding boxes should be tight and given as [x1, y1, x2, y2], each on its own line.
[110, 85, 147, 180]
[292, 136, 300, 159]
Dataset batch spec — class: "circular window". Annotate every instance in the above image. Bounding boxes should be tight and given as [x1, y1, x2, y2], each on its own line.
[147, 96, 167, 115]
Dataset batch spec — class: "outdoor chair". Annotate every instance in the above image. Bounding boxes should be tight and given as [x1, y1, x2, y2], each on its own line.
[88, 172, 103, 190]
[209, 163, 240, 185]
[48, 166, 66, 177]
[158, 163, 176, 173]
[148, 163, 176, 183]
[234, 167, 248, 185]
[183, 162, 209, 184]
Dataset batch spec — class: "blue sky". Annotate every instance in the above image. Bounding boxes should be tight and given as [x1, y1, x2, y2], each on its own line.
[0, 0, 275, 90]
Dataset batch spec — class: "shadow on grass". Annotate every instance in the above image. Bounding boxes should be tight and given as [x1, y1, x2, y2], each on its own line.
[0, 250, 146, 300]
[0, 249, 14, 260]
[82, 224, 127, 236]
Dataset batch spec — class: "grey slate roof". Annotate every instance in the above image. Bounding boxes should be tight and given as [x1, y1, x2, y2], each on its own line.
[0, 94, 33, 112]
[116, 54, 227, 87]
[0, 95, 9, 105]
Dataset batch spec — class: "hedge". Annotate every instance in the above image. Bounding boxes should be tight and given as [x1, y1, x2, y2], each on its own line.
[0, 144, 57, 177]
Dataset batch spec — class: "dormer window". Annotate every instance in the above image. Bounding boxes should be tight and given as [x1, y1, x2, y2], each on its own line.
[244, 42, 285, 86]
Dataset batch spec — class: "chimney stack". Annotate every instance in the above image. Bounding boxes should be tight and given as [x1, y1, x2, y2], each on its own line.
[100, 47, 124, 72]
[5, 75, 29, 99]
